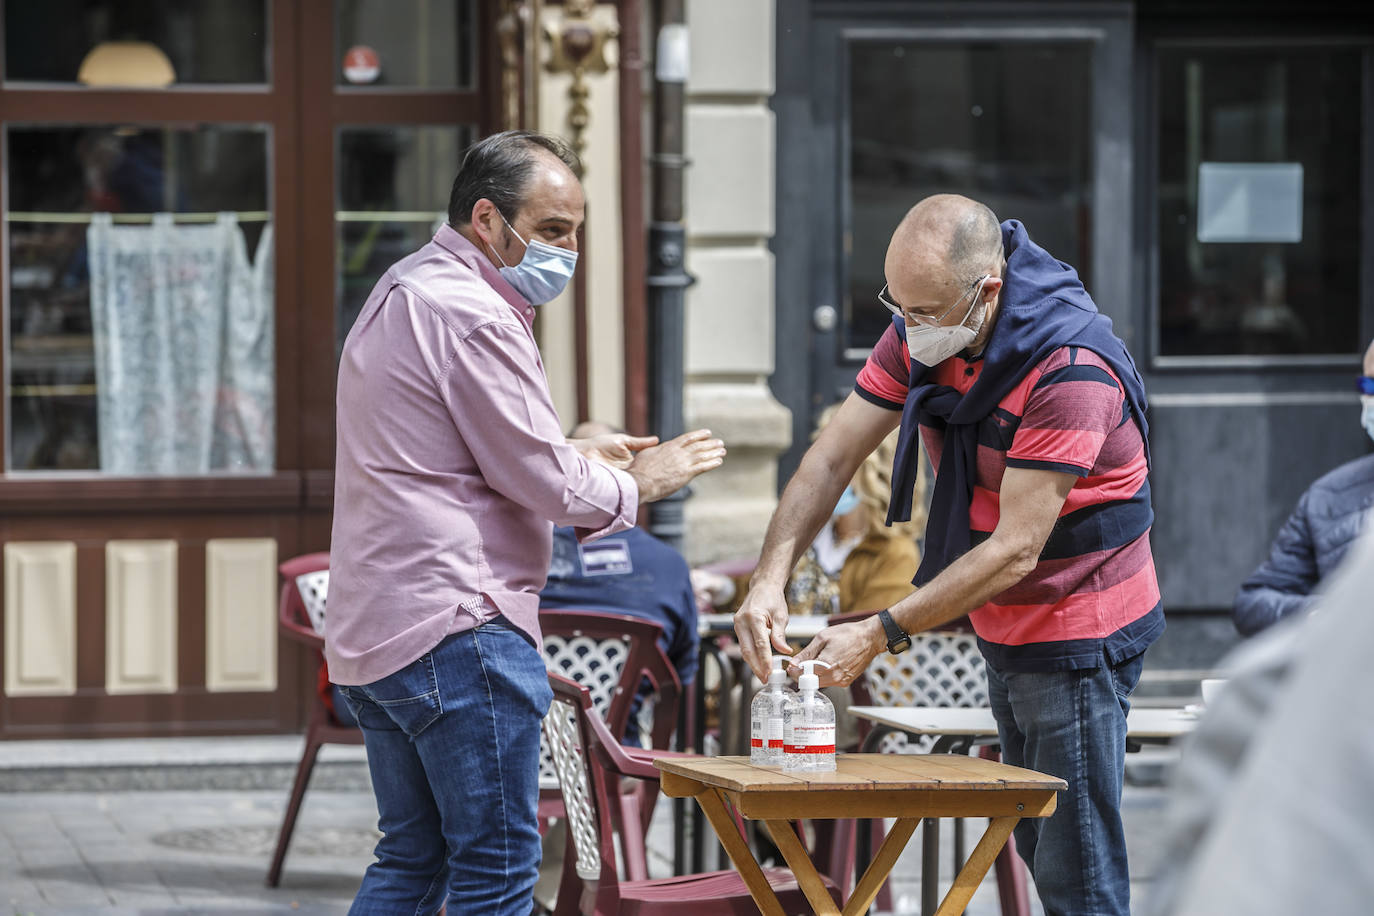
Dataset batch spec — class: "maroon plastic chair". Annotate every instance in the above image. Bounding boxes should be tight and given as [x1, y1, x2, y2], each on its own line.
[539, 610, 684, 914]
[543, 671, 841, 915]
[265, 552, 364, 888]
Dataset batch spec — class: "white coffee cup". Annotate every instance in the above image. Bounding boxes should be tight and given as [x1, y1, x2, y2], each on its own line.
[1200, 678, 1227, 707]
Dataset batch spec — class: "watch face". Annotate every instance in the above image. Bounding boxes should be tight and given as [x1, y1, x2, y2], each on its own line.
[889, 635, 912, 654]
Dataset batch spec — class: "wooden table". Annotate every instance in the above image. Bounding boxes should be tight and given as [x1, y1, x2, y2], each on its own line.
[684, 614, 832, 874]
[849, 705, 1198, 914]
[656, 753, 1065, 916]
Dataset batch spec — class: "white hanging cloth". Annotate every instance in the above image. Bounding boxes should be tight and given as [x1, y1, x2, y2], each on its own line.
[87, 212, 274, 474]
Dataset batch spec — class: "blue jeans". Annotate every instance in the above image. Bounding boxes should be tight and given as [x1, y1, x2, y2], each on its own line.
[985, 651, 1144, 916]
[337, 617, 553, 916]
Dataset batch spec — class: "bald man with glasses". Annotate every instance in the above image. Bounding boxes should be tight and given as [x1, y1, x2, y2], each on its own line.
[735, 194, 1161, 916]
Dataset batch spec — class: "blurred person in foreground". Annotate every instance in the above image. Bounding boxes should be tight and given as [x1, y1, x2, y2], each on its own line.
[325, 130, 724, 915]
[1146, 525, 1374, 916]
[1231, 337, 1374, 636]
[735, 194, 1160, 916]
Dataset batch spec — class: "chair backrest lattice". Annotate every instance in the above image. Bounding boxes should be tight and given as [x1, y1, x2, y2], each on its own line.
[865, 631, 987, 708]
[542, 631, 632, 722]
[542, 695, 603, 881]
[296, 570, 330, 636]
[537, 611, 681, 792]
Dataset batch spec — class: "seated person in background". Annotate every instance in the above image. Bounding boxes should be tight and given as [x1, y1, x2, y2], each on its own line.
[540, 421, 699, 744]
[786, 406, 926, 617]
[1232, 338, 1374, 636]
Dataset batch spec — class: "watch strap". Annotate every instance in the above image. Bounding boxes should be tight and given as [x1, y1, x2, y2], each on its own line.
[877, 608, 912, 654]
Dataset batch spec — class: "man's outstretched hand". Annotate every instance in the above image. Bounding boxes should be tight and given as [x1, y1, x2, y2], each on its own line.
[628, 429, 726, 503]
[572, 432, 659, 470]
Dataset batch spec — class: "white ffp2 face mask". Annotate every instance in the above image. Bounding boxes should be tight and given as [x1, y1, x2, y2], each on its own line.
[1362, 395, 1374, 444]
[904, 278, 988, 367]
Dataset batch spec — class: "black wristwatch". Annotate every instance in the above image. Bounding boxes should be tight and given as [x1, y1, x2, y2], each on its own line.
[877, 609, 912, 655]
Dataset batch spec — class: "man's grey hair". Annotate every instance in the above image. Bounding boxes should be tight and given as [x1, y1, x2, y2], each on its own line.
[947, 201, 1003, 286]
[447, 130, 581, 228]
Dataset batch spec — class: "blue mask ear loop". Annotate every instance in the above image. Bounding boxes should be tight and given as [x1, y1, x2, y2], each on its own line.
[493, 210, 530, 268]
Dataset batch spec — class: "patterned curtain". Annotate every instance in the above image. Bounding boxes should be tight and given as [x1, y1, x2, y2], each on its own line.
[87, 212, 274, 474]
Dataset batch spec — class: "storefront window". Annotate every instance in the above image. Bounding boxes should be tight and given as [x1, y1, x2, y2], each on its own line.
[5, 125, 273, 474]
[1156, 46, 1362, 358]
[846, 40, 1092, 353]
[336, 124, 474, 352]
[3, 1, 269, 85]
[335, 0, 476, 89]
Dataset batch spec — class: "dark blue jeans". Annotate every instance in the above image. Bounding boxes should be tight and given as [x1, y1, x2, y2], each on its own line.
[337, 618, 553, 915]
[985, 651, 1144, 916]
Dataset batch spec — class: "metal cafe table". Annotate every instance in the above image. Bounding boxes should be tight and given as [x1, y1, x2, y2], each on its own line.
[655, 753, 1065, 916]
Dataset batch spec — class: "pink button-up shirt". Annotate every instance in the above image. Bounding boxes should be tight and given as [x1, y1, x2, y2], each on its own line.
[325, 225, 637, 685]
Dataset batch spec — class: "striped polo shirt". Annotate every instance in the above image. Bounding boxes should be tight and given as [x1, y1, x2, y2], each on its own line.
[856, 323, 1164, 671]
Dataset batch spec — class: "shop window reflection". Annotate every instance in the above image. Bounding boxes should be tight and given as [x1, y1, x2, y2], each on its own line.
[1155, 46, 1361, 358]
[4, 0, 268, 85]
[846, 41, 1092, 354]
[335, 125, 473, 356]
[5, 126, 273, 474]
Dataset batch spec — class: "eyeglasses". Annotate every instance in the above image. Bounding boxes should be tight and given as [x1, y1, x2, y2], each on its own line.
[1358, 376, 1374, 395]
[878, 275, 990, 328]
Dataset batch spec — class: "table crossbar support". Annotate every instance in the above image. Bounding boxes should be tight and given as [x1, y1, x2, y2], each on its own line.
[762, 820, 841, 916]
[695, 787, 786, 916]
[935, 815, 1021, 916]
[846, 816, 922, 916]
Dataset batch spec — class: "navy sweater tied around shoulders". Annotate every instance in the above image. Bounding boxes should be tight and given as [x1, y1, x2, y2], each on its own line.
[887, 219, 1151, 586]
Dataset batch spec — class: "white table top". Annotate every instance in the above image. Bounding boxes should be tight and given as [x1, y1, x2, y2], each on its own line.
[697, 613, 829, 640]
[850, 704, 1200, 741]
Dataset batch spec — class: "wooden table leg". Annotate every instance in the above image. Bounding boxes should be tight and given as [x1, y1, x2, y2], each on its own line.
[695, 787, 787, 916]
[845, 817, 921, 916]
[934, 816, 1020, 916]
[761, 820, 841, 916]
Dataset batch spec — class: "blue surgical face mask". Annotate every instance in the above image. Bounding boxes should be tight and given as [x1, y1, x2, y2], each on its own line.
[1362, 395, 1374, 444]
[490, 210, 578, 305]
[832, 485, 860, 518]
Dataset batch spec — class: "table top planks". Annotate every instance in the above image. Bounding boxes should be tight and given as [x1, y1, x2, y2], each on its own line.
[654, 754, 1066, 795]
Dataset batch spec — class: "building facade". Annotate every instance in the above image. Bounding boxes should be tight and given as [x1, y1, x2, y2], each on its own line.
[0, 0, 1369, 737]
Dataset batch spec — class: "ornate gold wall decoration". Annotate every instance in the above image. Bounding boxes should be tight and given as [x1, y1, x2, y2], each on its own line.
[543, 0, 617, 173]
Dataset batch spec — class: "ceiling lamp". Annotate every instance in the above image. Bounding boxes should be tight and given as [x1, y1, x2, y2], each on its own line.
[77, 41, 176, 88]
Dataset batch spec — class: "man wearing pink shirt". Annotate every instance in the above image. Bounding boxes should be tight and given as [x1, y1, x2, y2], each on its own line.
[327, 130, 724, 915]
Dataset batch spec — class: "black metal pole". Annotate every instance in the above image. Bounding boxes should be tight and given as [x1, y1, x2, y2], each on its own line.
[647, 0, 690, 552]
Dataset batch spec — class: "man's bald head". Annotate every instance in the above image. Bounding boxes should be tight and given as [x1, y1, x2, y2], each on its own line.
[889, 194, 1003, 291]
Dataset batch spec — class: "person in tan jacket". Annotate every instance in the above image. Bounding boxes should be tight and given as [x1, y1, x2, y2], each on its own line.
[786, 407, 926, 618]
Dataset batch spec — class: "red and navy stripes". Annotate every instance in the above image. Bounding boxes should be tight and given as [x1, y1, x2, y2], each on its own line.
[856, 325, 1163, 671]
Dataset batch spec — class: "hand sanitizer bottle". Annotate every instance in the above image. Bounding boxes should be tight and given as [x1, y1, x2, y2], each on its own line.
[750, 657, 796, 766]
[783, 660, 836, 773]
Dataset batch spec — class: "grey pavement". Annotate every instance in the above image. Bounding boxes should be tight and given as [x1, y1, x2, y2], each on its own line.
[0, 736, 1177, 915]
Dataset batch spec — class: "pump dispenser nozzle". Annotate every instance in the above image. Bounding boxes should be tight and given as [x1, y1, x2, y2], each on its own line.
[768, 656, 789, 685]
[797, 660, 831, 692]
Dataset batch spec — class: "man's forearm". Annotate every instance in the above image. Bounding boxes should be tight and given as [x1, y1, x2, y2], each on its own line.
[888, 533, 1039, 636]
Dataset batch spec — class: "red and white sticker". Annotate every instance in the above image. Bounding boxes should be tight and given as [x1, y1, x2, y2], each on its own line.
[342, 45, 380, 84]
[786, 724, 836, 754]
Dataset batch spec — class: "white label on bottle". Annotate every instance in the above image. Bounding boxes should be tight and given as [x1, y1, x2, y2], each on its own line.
[751, 719, 763, 749]
[790, 724, 836, 754]
[766, 717, 784, 748]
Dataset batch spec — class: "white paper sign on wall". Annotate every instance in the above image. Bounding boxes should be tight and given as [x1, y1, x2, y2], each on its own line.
[1197, 162, 1304, 244]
